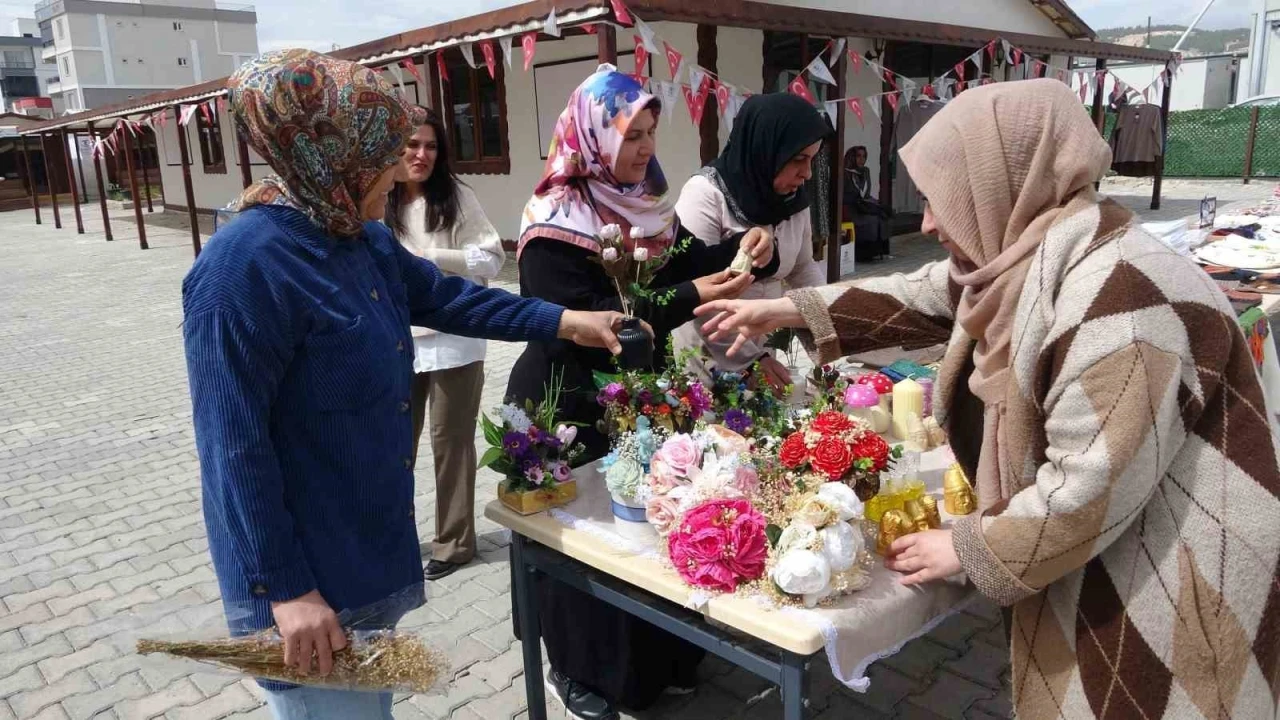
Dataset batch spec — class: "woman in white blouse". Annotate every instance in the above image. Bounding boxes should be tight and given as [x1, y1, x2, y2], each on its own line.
[673, 93, 831, 388]
[387, 107, 505, 581]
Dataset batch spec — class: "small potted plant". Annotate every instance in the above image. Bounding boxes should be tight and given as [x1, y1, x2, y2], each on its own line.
[481, 372, 586, 515]
[594, 224, 690, 370]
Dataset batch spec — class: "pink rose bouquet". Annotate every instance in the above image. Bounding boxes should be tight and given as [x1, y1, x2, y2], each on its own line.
[667, 499, 768, 593]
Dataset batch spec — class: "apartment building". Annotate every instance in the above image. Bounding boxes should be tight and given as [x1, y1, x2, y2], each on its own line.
[35, 0, 258, 113]
[0, 18, 60, 113]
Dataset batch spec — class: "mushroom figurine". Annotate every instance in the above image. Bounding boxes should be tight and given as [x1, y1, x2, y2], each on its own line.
[843, 384, 888, 433]
[856, 372, 895, 426]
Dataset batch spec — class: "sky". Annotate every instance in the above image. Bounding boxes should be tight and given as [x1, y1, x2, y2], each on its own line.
[0, 0, 1260, 50]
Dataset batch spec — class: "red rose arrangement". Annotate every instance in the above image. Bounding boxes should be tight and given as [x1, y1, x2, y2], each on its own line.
[778, 410, 897, 500]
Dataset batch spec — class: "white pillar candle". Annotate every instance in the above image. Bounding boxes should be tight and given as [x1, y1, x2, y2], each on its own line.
[892, 378, 924, 440]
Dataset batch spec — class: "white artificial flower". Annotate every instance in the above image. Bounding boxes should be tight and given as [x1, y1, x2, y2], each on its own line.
[772, 549, 831, 597]
[775, 522, 818, 555]
[630, 226, 646, 239]
[496, 403, 532, 433]
[819, 522, 859, 572]
[817, 482, 863, 522]
[600, 223, 622, 242]
[633, 247, 649, 263]
[601, 247, 620, 262]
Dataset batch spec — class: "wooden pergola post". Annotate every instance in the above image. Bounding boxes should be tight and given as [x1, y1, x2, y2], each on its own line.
[1243, 106, 1260, 185]
[877, 43, 896, 216]
[40, 133, 62, 229]
[73, 132, 88, 201]
[87, 122, 113, 242]
[137, 125, 154, 213]
[21, 136, 41, 225]
[827, 45, 847, 283]
[121, 126, 148, 250]
[173, 104, 202, 257]
[696, 24, 719, 165]
[1091, 58, 1107, 133]
[60, 129, 85, 234]
[425, 51, 441, 110]
[598, 23, 617, 65]
[236, 127, 253, 189]
[1151, 68, 1172, 211]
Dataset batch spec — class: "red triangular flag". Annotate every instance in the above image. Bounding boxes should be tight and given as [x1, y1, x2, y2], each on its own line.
[663, 41, 683, 80]
[1034, 60, 1046, 78]
[715, 81, 730, 116]
[634, 37, 648, 77]
[985, 40, 997, 62]
[1079, 81, 1088, 103]
[788, 76, 814, 103]
[1012, 47, 1023, 66]
[215, 95, 226, 113]
[437, 51, 450, 82]
[848, 49, 862, 75]
[883, 68, 897, 90]
[956, 80, 966, 93]
[582, 22, 598, 34]
[480, 39, 496, 79]
[609, 0, 633, 26]
[885, 92, 900, 113]
[522, 33, 537, 73]
[400, 57, 422, 84]
[923, 83, 936, 100]
[954, 61, 966, 83]
[682, 84, 708, 125]
[847, 97, 864, 127]
[199, 101, 213, 125]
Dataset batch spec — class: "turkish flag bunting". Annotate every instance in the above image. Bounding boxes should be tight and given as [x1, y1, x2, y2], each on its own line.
[199, 101, 213, 126]
[1079, 81, 1088, 103]
[481, 40, 497, 79]
[883, 68, 896, 90]
[522, 33, 537, 73]
[922, 83, 935, 99]
[885, 92, 899, 113]
[788, 76, 814, 103]
[400, 57, 422, 84]
[954, 61, 965, 82]
[582, 23, 598, 34]
[715, 82, 731, 116]
[847, 97, 864, 127]
[848, 49, 862, 75]
[986, 40, 997, 62]
[1012, 47, 1023, 66]
[663, 41, 683, 80]
[1034, 60, 1046, 78]
[634, 39, 648, 77]
[609, 0, 633, 26]
[682, 83, 709, 126]
[438, 50, 451, 82]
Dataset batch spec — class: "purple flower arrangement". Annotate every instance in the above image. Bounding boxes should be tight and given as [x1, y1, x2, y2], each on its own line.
[481, 373, 585, 492]
[595, 370, 712, 437]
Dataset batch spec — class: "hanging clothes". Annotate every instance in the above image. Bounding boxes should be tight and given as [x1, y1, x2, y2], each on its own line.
[1109, 103, 1163, 177]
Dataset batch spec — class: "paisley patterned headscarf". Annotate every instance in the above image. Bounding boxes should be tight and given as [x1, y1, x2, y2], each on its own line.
[517, 65, 677, 261]
[227, 49, 424, 238]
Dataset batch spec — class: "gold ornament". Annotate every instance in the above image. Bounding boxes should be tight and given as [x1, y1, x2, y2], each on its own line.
[902, 499, 932, 533]
[943, 464, 977, 516]
[876, 509, 910, 555]
[918, 494, 942, 529]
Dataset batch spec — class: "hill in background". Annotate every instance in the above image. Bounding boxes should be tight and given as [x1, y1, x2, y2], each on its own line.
[1096, 25, 1249, 56]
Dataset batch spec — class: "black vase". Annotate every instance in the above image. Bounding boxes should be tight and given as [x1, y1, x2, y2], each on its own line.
[616, 316, 653, 370]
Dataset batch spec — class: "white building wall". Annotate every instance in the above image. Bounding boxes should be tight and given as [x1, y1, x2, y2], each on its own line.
[1109, 57, 1237, 111]
[762, 0, 1063, 36]
[155, 102, 269, 213]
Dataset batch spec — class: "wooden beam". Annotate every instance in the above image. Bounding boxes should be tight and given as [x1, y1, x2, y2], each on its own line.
[121, 127, 148, 250]
[87, 123, 113, 242]
[696, 23, 719, 165]
[40, 134, 62, 230]
[425, 51, 441, 110]
[877, 43, 895, 215]
[60, 129, 85, 234]
[597, 22, 618, 64]
[1243, 106, 1260, 185]
[236, 127, 254, 189]
[1151, 69, 1172, 211]
[1091, 58, 1107, 133]
[21, 137, 41, 226]
[139, 130, 154, 213]
[173, 105, 202, 257]
[827, 47, 847, 283]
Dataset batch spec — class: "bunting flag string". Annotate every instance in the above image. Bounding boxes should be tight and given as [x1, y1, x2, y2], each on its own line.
[543, 8, 560, 37]
[829, 38, 846, 68]
[438, 49, 451, 82]
[804, 53, 836, 86]
[521, 32, 537, 73]
[788, 76, 815, 103]
[499, 35, 514, 69]
[634, 36, 649, 78]
[400, 57, 422, 84]
[663, 41, 683, 83]
[480, 39, 497, 80]
[609, 0, 633, 26]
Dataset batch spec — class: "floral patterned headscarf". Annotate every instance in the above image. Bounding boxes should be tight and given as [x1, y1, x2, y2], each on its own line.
[517, 64, 676, 260]
[227, 49, 424, 238]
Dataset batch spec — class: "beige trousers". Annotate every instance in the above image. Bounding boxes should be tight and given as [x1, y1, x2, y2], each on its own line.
[411, 361, 485, 563]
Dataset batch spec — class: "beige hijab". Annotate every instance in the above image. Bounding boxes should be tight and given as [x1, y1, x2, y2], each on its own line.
[898, 79, 1113, 504]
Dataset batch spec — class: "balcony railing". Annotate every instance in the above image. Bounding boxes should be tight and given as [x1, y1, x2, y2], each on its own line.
[0, 58, 36, 69]
[216, 3, 256, 11]
[46, 79, 63, 94]
[34, 0, 64, 22]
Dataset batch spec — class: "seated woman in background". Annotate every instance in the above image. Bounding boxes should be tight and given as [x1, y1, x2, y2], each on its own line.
[842, 145, 891, 261]
[507, 65, 777, 720]
[386, 107, 505, 582]
[673, 93, 831, 388]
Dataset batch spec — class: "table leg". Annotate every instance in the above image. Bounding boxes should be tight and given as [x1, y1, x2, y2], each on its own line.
[511, 534, 547, 720]
[780, 651, 809, 720]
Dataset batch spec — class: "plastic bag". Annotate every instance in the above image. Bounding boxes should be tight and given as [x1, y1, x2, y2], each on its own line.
[135, 584, 448, 694]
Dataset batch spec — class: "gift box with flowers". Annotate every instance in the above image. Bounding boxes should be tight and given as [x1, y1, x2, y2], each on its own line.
[482, 374, 586, 515]
[595, 368, 714, 437]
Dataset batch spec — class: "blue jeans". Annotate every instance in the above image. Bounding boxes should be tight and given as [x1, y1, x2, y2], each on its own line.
[264, 687, 392, 719]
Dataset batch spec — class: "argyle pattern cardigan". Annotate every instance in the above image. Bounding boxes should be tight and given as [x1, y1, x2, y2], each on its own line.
[789, 199, 1280, 719]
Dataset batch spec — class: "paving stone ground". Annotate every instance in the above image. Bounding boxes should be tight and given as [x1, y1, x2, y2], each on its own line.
[0, 178, 1274, 720]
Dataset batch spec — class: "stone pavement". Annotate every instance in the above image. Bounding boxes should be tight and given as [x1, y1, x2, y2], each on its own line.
[0, 178, 1274, 720]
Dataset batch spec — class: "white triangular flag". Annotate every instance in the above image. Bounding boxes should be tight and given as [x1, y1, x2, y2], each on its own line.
[868, 95, 882, 120]
[460, 43, 480, 69]
[688, 64, 708, 94]
[179, 104, 198, 126]
[1001, 39, 1012, 65]
[500, 35, 514, 68]
[634, 18, 658, 53]
[829, 39, 846, 68]
[388, 62, 406, 96]
[656, 80, 679, 121]
[805, 55, 836, 86]
[822, 100, 839, 128]
[724, 90, 742, 130]
[544, 8, 560, 38]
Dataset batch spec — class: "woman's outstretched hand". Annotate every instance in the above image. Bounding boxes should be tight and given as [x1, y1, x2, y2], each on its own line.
[693, 269, 754, 304]
[557, 310, 652, 355]
[884, 529, 962, 586]
[694, 296, 803, 358]
[741, 227, 775, 268]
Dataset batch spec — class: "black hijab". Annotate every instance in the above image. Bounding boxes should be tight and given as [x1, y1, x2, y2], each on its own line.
[705, 93, 832, 227]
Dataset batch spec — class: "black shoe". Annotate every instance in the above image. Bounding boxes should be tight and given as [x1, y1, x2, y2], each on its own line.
[425, 559, 461, 581]
[545, 669, 619, 720]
